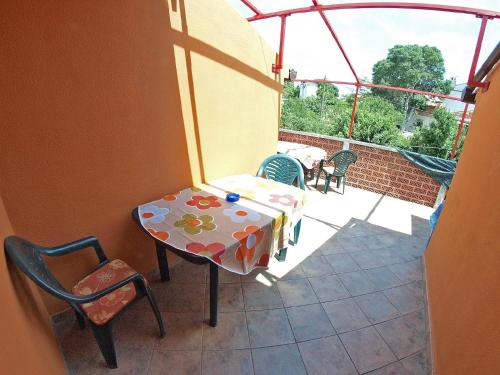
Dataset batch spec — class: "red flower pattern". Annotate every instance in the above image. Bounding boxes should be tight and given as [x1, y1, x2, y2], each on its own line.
[147, 228, 169, 241]
[186, 195, 222, 210]
[233, 225, 264, 262]
[186, 242, 226, 264]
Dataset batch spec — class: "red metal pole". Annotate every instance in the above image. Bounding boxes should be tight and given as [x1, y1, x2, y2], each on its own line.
[294, 78, 463, 101]
[240, 0, 261, 15]
[273, 15, 288, 73]
[450, 103, 469, 159]
[296, 78, 357, 86]
[247, 3, 500, 22]
[348, 85, 360, 138]
[467, 16, 489, 88]
[311, 0, 360, 83]
[360, 82, 462, 101]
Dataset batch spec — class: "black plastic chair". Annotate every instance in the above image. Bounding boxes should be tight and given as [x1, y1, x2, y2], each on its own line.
[315, 150, 357, 194]
[4, 235, 165, 369]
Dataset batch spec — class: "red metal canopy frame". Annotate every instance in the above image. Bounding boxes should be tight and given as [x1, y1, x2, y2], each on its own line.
[239, 1, 499, 159]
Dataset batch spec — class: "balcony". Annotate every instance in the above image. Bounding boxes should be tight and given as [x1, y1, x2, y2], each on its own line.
[0, 1, 498, 375]
[55, 184, 432, 374]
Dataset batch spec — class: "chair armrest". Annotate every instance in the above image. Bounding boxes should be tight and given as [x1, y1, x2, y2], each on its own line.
[65, 272, 146, 304]
[41, 236, 107, 263]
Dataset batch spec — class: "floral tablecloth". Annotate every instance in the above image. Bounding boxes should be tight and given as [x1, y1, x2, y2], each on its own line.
[278, 141, 327, 169]
[138, 174, 306, 274]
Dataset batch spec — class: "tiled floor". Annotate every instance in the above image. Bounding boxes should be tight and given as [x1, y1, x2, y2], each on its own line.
[55, 182, 434, 374]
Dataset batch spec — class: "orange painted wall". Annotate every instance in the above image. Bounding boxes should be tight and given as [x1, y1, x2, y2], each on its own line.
[0, 194, 66, 374]
[0, 0, 279, 314]
[424, 64, 500, 375]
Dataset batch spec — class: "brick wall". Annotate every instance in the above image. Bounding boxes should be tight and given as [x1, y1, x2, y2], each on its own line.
[279, 129, 440, 207]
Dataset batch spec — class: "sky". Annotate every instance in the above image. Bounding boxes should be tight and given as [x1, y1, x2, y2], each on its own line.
[227, 0, 500, 94]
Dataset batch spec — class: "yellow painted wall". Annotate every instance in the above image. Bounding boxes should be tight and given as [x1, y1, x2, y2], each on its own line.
[0, 0, 280, 318]
[170, 0, 281, 182]
[424, 64, 500, 374]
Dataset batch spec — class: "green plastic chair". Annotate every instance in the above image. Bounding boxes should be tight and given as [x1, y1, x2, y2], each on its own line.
[315, 150, 357, 195]
[257, 154, 305, 258]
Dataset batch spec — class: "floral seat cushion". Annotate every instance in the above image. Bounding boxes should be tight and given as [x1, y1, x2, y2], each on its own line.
[72, 259, 139, 325]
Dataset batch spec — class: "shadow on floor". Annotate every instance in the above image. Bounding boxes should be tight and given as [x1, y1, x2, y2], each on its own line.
[55, 212, 432, 375]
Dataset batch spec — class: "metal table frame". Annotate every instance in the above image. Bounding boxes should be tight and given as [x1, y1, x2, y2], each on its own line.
[132, 208, 219, 327]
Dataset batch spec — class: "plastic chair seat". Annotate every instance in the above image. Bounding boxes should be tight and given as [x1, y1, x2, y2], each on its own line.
[322, 166, 343, 176]
[72, 259, 139, 325]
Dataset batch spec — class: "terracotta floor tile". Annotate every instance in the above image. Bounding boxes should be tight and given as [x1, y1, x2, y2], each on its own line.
[339, 270, 377, 296]
[375, 310, 426, 359]
[202, 312, 250, 350]
[169, 261, 208, 284]
[242, 282, 283, 310]
[156, 312, 203, 351]
[325, 253, 361, 274]
[202, 349, 253, 375]
[298, 336, 357, 375]
[319, 237, 346, 255]
[401, 351, 428, 375]
[384, 285, 423, 314]
[205, 283, 244, 315]
[322, 298, 370, 333]
[252, 344, 307, 375]
[286, 303, 335, 341]
[366, 361, 412, 375]
[300, 255, 335, 277]
[309, 274, 350, 302]
[152, 282, 205, 313]
[363, 267, 403, 291]
[149, 350, 201, 375]
[340, 326, 397, 374]
[388, 260, 423, 283]
[77, 346, 153, 375]
[277, 278, 318, 307]
[247, 309, 295, 348]
[355, 292, 400, 324]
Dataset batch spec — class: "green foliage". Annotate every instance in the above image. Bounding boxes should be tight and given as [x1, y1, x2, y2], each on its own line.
[352, 96, 408, 147]
[283, 81, 299, 99]
[281, 87, 408, 148]
[280, 51, 462, 159]
[317, 81, 339, 110]
[410, 107, 458, 158]
[372, 45, 452, 116]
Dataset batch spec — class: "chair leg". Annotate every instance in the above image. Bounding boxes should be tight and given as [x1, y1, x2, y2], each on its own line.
[324, 176, 331, 194]
[75, 310, 85, 330]
[342, 177, 346, 195]
[91, 323, 117, 369]
[293, 219, 302, 244]
[145, 286, 166, 338]
[155, 241, 170, 282]
[336, 176, 341, 188]
[315, 170, 321, 188]
[275, 248, 287, 262]
[209, 263, 219, 327]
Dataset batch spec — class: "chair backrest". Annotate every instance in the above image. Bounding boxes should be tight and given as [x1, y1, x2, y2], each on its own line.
[328, 150, 358, 175]
[4, 236, 69, 301]
[257, 154, 305, 190]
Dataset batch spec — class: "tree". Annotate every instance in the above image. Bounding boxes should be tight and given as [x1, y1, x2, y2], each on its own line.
[372, 45, 452, 118]
[410, 107, 457, 158]
[283, 81, 299, 99]
[316, 80, 339, 117]
[330, 95, 408, 147]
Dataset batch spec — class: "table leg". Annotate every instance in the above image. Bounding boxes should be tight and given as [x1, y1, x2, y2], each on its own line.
[209, 263, 219, 327]
[275, 248, 288, 262]
[155, 242, 170, 282]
